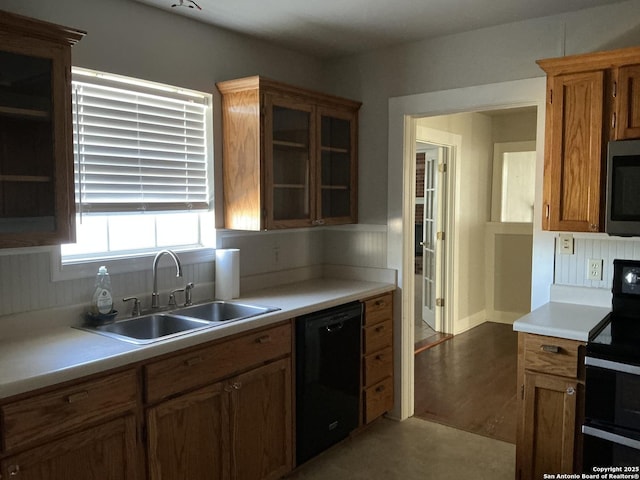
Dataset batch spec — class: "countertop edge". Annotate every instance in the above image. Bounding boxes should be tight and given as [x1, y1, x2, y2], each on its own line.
[512, 301, 611, 342]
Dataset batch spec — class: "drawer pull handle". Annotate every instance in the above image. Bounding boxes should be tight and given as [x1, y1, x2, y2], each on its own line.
[375, 325, 385, 333]
[375, 385, 385, 393]
[8, 465, 19, 476]
[566, 387, 575, 396]
[375, 300, 386, 307]
[66, 391, 89, 403]
[185, 356, 203, 367]
[375, 354, 383, 361]
[255, 335, 272, 344]
[541, 344, 560, 354]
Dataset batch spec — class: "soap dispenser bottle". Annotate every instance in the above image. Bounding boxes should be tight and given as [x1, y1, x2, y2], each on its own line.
[91, 265, 113, 315]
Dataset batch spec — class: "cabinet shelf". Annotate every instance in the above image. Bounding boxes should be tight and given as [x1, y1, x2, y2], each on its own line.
[0, 175, 52, 183]
[273, 140, 308, 149]
[321, 146, 349, 154]
[0, 105, 50, 119]
[274, 184, 306, 189]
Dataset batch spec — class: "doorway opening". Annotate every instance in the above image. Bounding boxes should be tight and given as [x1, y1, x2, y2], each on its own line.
[387, 76, 549, 422]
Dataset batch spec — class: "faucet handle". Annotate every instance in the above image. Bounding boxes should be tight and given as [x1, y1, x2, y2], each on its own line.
[185, 282, 195, 306]
[123, 297, 141, 317]
[168, 288, 185, 307]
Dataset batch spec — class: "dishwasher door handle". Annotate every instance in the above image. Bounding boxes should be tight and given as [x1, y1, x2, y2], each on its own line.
[326, 322, 344, 333]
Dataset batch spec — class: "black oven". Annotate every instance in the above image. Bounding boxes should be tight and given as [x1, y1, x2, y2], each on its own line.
[584, 259, 640, 472]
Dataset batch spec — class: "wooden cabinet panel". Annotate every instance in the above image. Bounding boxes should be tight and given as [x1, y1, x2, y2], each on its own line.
[363, 293, 393, 326]
[616, 64, 640, 139]
[145, 323, 291, 403]
[543, 71, 605, 232]
[147, 383, 229, 480]
[2, 369, 137, 451]
[363, 319, 392, 354]
[0, 415, 137, 480]
[363, 377, 394, 424]
[523, 334, 581, 378]
[520, 372, 577, 480]
[231, 358, 292, 480]
[363, 346, 393, 386]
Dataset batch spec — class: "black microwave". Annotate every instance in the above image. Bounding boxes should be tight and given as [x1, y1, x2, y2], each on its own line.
[606, 139, 640, 236]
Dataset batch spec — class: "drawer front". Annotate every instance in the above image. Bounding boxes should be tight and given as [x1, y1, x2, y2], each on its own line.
[145, 323, 291, 403]
[363, 319, 392, 354]
[363, 346, 393, 387]
[2, 369, 137, 451]
[364, 377, 393, 424]
[363, 293, 393, 327]
[523, 334, 583, 378]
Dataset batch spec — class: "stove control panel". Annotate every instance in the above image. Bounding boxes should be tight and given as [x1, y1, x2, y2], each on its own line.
[621, 265, 640, 294]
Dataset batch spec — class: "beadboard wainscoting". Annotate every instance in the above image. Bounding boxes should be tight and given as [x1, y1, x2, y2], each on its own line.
[554, 235, 640, 288]
[0, 225, 388, 320]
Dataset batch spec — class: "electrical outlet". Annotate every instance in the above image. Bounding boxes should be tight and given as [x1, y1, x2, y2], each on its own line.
[587, 258, 603, 281]
[559, 234, 574, 255]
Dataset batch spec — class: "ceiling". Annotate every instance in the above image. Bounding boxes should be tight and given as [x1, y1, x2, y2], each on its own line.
[133, 0, 627, 58]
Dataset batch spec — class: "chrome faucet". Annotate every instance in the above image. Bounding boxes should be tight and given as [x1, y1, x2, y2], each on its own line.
[151, 249, 183, 309]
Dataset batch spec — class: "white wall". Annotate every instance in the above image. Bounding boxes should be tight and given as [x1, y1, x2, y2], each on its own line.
[323, 0, 640, 225]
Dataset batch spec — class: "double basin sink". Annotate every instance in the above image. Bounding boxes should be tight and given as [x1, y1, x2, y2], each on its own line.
[80, 301, 280, 345]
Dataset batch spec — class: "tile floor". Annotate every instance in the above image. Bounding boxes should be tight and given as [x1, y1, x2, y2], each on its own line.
[287, 417, 515, 480]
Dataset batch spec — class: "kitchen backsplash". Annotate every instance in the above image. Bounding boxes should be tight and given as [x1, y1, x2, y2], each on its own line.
[0, 225, 388, 318]
[554, 236, 640, 289]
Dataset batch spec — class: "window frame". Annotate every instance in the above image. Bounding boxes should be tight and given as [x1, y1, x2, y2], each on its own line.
[55, 68, 215, 279]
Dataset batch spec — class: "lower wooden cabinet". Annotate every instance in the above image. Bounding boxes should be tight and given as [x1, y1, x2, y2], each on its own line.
[147, 383, 228, 480]
[231, 358, 292, 480]
[361, 293, 394, 424]
[147, 358, 291, 480]
[520, 372, 578, 480]
[0, 415, 138, 480]
[516, 333, 584, 480]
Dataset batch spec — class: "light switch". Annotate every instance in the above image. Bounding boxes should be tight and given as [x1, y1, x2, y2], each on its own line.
[558, 234, 574, 255]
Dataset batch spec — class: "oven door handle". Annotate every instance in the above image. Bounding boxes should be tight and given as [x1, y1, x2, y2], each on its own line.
[585, 356, 640, 376]
[583, 424, 640, 451]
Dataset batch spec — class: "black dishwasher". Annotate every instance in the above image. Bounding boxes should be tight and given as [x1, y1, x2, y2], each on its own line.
[295, 301, 362, 465]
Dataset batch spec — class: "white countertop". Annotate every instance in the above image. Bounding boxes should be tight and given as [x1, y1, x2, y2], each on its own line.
[513, 302, 611, 342]
[0, 278, 395, 400]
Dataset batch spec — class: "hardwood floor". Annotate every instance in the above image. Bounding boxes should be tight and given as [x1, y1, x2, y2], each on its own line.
[413, 322, 518, 444]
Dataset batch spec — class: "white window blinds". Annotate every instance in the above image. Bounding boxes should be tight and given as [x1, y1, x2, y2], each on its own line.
[72, 69, 210, 213]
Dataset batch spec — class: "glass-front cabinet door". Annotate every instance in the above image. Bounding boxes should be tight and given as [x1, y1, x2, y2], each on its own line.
[0, 13, 82, 247]
[265, 96, 316, 228]
[317, 107, 357, 225]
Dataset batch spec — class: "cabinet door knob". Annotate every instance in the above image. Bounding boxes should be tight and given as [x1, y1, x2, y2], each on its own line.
[375, 385, 385, 393]
[375, 325, 385, 333]
[233, 382, 242, 390]
[566, 387, 575, 396]
[8, 465, 19, 477]
[255, 335, 271, 344]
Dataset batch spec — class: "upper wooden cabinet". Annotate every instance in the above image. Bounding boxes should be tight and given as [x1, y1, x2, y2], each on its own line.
[217, 76, 361, 230]
[538, 46, 640, 232]
[0, 10, 84, 247]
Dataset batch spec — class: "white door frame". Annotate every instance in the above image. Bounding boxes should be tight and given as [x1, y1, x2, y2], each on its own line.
[386, 77, 550, 421]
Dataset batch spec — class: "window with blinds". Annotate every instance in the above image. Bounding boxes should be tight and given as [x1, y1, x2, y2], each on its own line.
[72, 68, 210, 213]
[60, 68, 214, 264]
